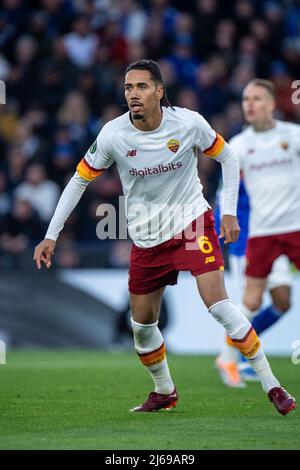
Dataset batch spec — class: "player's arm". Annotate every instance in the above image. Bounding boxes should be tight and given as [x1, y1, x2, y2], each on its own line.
[34, 128, 114, 269]
[33, 172, 92, 269]
[196, 115, 240, 244]
[204, 134, 240, 243]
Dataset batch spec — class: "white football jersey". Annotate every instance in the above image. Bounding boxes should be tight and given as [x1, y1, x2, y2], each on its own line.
[230, 120, 300, 237]
[77, 107, 231, 247]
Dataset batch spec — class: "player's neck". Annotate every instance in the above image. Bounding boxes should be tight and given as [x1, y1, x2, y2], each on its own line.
[131, 108, 163, 132]
[252, 119, 276, 132]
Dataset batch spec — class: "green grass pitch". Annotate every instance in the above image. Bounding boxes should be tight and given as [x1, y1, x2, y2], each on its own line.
[0, 351, 299, 450]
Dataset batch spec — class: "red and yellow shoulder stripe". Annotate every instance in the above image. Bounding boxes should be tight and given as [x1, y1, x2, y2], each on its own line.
[203, 133, 225, 157]
[77, 158, 104, 182]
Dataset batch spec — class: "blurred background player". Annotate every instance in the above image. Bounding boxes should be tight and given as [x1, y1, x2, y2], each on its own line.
[215, 78, 300, 388]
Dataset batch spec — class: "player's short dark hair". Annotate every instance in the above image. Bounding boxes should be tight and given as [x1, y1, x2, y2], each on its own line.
[125, 59, 174, 109]
[247, 78, 276, 98]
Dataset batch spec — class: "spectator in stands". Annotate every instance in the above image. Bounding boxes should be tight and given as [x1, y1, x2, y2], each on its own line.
[64, 15, 99, 68]
[14, 163, 60, 222]
[0, 197, 44, 266]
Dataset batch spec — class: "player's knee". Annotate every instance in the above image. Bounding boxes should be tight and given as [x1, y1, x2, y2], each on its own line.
[273, 298, 291, 313]
[243, 295, 262, 313]
[243, 279, 265, 312]
[130, 294, 160, 325]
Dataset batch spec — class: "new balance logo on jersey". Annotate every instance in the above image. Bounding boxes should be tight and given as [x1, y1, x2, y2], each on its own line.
[126, 150, 137, 157]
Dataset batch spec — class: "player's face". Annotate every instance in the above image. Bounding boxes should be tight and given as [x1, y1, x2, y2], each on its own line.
[124, 70, 163, 121]
[242, 84, 275, 125]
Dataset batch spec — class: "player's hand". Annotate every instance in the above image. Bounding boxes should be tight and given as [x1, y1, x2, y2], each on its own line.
[219, 215, 240, 244]
[33, 239, 56, 270]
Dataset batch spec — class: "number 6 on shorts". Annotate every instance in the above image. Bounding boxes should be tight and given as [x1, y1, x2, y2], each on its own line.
[197, 236, 213, 254]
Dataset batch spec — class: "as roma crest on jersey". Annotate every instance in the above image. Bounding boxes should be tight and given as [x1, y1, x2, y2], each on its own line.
[167, 139, 180, 153]
[281, 141, 289, 150]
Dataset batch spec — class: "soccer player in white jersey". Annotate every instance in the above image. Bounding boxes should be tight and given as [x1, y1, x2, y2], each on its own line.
[33, 61, 296, 415]
[217, 78, 300, 389]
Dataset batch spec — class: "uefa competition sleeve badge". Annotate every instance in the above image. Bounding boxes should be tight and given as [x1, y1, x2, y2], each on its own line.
[167, 139, 180, 153]
[89, 140, 97, 154]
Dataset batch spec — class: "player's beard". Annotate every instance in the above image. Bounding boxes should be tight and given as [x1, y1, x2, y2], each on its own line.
[131, 112, 144, 120]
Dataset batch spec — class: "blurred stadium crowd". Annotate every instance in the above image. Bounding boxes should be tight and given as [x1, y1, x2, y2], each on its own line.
[0, 0, 300, 269]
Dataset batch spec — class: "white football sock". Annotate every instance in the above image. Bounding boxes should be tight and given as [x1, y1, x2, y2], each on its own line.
[131, 319, 174, 394]
[247, 349, 280, 392]
[209, 299, 252, 338]
[209, 299, 280, 393]
[218, 304, 258, 363]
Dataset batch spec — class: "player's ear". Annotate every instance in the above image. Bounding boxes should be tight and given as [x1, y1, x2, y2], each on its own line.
[268, 95, 276, 113]
[156, 84, 164, 102]
[270, 99, 276, 113]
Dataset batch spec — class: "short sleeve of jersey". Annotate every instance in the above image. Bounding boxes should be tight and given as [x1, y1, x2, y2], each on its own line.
[77, 122, 115, 182]
[193, 112, 225, 158]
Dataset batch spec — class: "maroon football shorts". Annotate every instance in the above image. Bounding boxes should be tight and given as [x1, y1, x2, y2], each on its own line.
[129, 209, 224, 295]
[245, 230, 300, 278]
